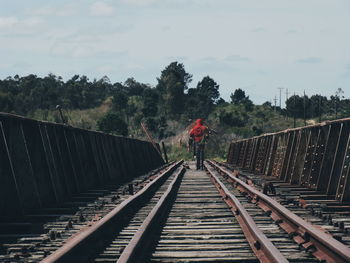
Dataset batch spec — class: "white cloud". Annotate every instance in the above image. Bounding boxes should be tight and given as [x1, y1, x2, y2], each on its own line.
[120, 0, 158, 6]
[89, 2, 115, 16]
[23, 17, 43, 27]
[0, 16, 18, 28]
[0, 16, 44, 35]
[27, 4, 77, 17]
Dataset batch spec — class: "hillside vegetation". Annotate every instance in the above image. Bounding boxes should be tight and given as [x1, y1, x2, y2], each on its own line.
[0, 62, 349, 160]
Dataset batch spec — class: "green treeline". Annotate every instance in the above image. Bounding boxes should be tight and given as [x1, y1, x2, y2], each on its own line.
[0, 62, 349, 143]
[285, 89, 350, 120]
[0, 74, 114, 114]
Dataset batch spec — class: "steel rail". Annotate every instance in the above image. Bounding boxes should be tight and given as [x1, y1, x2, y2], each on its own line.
[41, 160, 183, 263]
[207, 160, 350, 263]
[117, 167, 185, 263]
[205, 163, 289, 263]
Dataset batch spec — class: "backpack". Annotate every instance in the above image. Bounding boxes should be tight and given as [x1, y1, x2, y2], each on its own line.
[194, 127, 204, 137]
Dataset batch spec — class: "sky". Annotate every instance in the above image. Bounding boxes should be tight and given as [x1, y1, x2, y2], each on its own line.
[0, 0, 349, 106]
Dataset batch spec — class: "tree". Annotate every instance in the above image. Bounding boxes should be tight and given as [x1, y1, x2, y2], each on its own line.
[156, 62, 192, 116]
[97, 112, 128, 136]
[309, 95, 327, 119]
[124, 78, 148, 96]
[255, 109, 268, 130]
[216, 98, 227, 106]
[112, 91, 128, 112]
[230, 88, 254, 111]
[218, 110, 245, 127]
[184, 76, 220, 119]
[331, 88, 345, 118]
[286, 95, 304, 118]
[141, 88, 159, 117]
[262, 101, 272, 108]
[230, 89, 246, 104]
[0, 92, 13, 112]
[196, 76, 220, 116]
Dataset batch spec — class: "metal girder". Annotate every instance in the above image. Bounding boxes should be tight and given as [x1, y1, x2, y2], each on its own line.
[226, 118, 350, 202]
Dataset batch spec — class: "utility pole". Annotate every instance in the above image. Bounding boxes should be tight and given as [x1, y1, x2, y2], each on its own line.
[273, 96, 277, 112]
[303, 90, 306, 126]
[293, 92, 296, 128]
[318, 94, 322, 123]
[278, 87, 284, 109]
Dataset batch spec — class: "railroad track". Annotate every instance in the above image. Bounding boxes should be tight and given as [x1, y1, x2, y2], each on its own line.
[215, 160, 350, 245]
[206, 160, 350, 263]
[149, 166, 260, 262]
[0, 162, 179, 263]
[36, 161, 350, 263]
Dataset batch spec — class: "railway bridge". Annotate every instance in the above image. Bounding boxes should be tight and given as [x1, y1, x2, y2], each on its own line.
[1, 113, 350, 262]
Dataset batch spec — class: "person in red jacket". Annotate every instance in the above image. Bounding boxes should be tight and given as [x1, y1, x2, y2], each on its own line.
[189, 119, 209, 170]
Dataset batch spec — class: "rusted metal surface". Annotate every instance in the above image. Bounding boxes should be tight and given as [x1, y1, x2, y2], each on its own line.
[208, 160, 350, 263]
[205, 164, 288, 263]
[0, 112, 165, 217]
[40, 161, 183, 263]
[117, 167, 185, 263]
[227, 117, 350, 202]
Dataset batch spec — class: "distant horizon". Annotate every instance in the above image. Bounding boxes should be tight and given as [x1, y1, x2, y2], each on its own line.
[1, 0, 349, 107]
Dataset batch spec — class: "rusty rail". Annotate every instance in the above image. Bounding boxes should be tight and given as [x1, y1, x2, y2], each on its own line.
[207, 160, 350, 263]
[205, 163, 288, 263]
[41, 160, 183, 263]
[117, 167, 185, 263]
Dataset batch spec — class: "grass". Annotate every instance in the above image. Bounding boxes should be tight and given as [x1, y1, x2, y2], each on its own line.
[29, 99, 111, 130]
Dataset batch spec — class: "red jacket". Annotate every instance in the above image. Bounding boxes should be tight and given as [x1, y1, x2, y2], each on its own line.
[189, 119, 208, 142]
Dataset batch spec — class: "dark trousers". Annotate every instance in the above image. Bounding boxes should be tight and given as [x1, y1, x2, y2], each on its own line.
[195, 143, 205, 170]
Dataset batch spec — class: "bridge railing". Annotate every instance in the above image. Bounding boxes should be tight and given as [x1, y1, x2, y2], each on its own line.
[0, 113, 164, 216]
[227, 118, 350, 202]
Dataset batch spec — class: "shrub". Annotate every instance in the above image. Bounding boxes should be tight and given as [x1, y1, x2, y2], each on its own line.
[97, 112, 128, 136]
